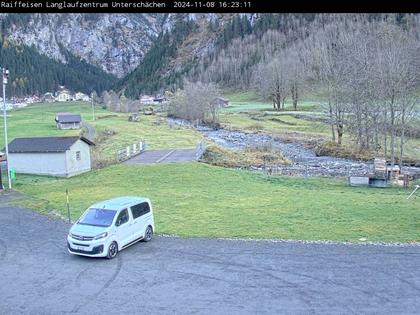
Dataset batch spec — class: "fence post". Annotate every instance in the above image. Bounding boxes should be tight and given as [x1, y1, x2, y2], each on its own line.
[66, 189, 71, 223]
[116, 140, 145, 162]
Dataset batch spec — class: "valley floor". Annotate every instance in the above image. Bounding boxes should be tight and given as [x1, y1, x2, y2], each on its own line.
[1, 98, 419, 243]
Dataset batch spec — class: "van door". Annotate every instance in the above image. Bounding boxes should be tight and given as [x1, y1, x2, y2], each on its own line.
[114, 209, 132, 247]
[130, 202, 152, 239]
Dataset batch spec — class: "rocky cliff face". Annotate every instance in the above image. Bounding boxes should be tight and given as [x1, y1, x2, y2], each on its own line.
[0, 13, 245, 78]
[0, 13, 256, 78]
[1, 13, 173, 77]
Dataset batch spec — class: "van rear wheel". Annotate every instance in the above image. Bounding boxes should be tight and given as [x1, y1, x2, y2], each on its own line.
[143, 226, 153, 242]
[107, 241, 118, 259]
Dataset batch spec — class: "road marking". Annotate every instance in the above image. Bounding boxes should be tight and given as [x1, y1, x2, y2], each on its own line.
[156, 150, 176, 163]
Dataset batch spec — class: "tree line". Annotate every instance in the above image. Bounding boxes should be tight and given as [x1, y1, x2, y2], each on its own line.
[118, 17, 198, 99]
[301, 17, 419, 167]
[0, 38, 117, 96]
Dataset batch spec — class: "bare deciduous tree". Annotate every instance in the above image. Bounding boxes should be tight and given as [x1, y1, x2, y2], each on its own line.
[252, 57, 290, 111]
[168, 81, 221, 125]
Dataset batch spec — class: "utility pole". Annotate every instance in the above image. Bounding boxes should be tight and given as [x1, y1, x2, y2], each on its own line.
[91, 93, 96, 121]
[2, 67, 11, 189]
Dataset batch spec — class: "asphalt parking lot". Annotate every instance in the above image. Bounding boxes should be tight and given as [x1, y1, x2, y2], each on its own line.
[1, 192, 420, 314]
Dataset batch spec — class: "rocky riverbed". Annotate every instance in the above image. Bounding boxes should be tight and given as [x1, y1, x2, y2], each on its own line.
[167, 118, 420, 177]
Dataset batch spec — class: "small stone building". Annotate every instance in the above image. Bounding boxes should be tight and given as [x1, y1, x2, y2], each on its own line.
[7, 136, 95, 177]
[55, 113, 82, 129]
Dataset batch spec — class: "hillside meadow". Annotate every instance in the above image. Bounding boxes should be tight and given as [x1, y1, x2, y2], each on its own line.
[0, 101, 202, 162]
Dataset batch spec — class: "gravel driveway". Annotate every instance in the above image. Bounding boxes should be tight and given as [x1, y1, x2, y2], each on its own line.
[1, 193, 419, 314]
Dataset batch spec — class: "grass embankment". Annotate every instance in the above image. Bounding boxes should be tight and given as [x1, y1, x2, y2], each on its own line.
[201, 144, 290, 168]
[13, 163, 420, 243]
[90, 113, 201, 164]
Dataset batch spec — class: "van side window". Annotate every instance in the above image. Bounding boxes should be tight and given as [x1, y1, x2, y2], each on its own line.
[116, 209, 129, 226]
[131, 202, 151, 219]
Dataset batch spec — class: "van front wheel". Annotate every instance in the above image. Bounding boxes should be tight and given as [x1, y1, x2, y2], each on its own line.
[143, 226, 153, 242]
[107, 241, 118, 259]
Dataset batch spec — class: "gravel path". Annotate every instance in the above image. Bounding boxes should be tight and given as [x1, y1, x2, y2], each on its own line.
[168, 118, 420, 177]
[81, 121, 96, 141]
[1, 199, 420, 314]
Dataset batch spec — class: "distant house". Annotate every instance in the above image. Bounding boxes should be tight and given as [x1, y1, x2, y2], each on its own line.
[215, 97, 229, 108]
[153, 95, 166, 103]
[140, 95, 155, 105]
[25, 95, 40, 104]
[12, 102, 28, 109]
[57, 87, 73, 102]
[55, 113, 82, 129]
[7, 136, 95, 177]
[75, 92, 90, 102]
[43, 92, 55, 103]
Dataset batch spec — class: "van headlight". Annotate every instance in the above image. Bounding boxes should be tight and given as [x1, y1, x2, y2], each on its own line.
[93, 232, 108, 240]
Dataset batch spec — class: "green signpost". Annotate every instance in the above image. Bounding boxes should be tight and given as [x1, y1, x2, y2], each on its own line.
[10, 168, 16, 180]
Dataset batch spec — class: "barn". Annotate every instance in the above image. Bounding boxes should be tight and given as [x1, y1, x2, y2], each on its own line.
[55, 113, 82, 129]
[7, 136, 95, 177]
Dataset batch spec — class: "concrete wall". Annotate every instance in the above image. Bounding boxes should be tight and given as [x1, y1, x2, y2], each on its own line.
[8, 152, 67, 177]
[65, 140, 92, 177]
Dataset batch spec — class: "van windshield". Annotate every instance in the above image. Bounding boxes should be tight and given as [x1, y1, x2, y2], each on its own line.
[78, 208, 117, 227]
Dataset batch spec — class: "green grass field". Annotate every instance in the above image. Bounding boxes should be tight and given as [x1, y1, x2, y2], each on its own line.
[220, 92, 332, 137]
[220, 112, 330, 137]
[12, 163, 420, 243]
[0, 101, 103, 146]
[222, 91, 325, 112]
[0, 102, 202, 162]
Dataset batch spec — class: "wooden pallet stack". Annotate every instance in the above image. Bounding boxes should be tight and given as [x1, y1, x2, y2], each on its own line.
[373, 158, 387, 179]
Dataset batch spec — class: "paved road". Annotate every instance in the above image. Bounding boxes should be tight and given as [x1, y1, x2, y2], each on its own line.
[124, 149, 197, 164]
[0, 193, 420, 314]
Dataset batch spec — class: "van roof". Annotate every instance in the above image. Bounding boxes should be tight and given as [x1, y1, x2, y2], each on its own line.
[91, 196, 149, 210]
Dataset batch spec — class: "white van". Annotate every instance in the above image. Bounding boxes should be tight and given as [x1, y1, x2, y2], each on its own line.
[67, 196, 154, 259]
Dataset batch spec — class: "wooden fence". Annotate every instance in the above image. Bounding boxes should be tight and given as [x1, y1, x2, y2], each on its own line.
[117, 141, 146, 162]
